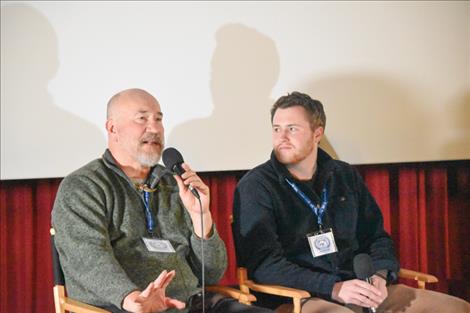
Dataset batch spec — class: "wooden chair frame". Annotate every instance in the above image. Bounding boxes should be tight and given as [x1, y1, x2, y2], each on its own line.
[230, 211, 438, 313]
[237, 267, 438, 313]
[50, 228, 110, 313]
[50, 228, 255, 313]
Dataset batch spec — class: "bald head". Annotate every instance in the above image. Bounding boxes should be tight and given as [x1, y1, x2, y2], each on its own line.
[105, 88, 164, 170]
[107, 88, 159, 119]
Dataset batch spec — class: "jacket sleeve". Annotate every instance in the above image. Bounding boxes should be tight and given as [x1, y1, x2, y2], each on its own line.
[232, 176, 340, 298]
[353, 169, 400, 279]
[51, 174, 138, 308]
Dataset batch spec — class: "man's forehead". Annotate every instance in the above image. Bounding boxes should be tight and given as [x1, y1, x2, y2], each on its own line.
[136, 108, 163, 116]
[273, 106, 309, 123]
[119, 95, 162, 114]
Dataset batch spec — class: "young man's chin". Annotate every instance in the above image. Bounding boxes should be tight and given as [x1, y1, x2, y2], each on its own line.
[274, 151, 296, 164]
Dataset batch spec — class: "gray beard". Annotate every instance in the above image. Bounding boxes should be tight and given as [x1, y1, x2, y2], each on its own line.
[137, 152, 161, 168]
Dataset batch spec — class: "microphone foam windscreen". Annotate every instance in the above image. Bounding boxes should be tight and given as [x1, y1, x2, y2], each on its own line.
[162, 147, 184, 171]
[353, 253, 375, 280]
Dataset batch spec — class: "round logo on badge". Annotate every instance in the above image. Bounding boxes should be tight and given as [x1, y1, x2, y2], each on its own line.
[314, 235, 331, 251]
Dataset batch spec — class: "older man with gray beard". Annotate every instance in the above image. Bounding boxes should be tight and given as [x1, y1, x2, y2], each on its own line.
[52, 88, 273, 313]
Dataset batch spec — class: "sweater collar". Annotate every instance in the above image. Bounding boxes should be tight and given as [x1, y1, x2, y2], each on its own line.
[102, 149, 171, 189]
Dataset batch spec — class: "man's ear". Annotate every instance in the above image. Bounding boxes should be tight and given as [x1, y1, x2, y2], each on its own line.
[105, 119, 116, 135]
[314, 126, 324, 144]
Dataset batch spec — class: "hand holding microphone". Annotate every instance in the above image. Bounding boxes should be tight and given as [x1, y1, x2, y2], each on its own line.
[162, 147, 203, 199]
[162, 147, 212, 313]
[332, 254, 384, 312]
[162, 147, 212, 237]
[353, 253, 387, 313]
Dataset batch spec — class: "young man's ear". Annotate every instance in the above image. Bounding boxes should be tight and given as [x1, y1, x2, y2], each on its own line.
[314, 126, 324, 143]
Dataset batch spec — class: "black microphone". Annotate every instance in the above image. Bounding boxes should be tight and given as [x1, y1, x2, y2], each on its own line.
[353, 253, 377, 313]
[162, 147, 200, 199]
[162, 147, 206, 312]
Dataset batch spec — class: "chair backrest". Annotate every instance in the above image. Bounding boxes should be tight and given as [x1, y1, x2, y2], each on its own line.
[50, 228, 65, 286]
[230, 215, 310, 313]
[50, 228, 110, 313]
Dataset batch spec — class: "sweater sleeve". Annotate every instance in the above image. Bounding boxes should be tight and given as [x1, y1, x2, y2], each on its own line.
[51, 173, 138, 308]
[233, 176, 340, 298]
[188, 225, 228, 285]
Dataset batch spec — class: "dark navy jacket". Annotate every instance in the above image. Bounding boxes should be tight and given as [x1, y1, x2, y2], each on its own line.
[232, 148, 399, 302]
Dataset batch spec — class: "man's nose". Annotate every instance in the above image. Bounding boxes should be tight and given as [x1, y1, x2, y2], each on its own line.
[146, 120, 163, 133]
[278, 128, 289, 140]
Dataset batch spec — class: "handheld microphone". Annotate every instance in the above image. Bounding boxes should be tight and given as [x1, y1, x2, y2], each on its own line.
[162, 147, 200, 199]
[353, 253, 377, 313]
[162, 147, 205, 312]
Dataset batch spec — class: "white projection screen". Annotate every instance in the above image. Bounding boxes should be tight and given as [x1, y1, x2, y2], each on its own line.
[1, 1, 469, 179]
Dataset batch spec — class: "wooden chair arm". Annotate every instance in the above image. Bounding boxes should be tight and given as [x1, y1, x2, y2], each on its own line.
[237, 267, 310, 299]
[64, 298, 110, 313]
[243, 280, 311, 299]
[237, 267, 310, 312]
[206, 285, 257, 303]
[54, 285, 110, 313]
[398, 268, 438, 289]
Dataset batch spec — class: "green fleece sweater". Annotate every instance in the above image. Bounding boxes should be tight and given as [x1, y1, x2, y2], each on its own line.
[51, 150, 227, 312]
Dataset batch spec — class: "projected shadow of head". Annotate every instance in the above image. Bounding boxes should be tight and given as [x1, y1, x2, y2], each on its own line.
[300, 74, 430, 164]
[442, 92, 470, 158]
[1, 5, 105, 178]
[168, 24, 280, 171]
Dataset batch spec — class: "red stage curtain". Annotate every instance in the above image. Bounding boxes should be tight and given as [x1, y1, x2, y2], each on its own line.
[0, 179, 61, 313]
[1, 161, 469, 313]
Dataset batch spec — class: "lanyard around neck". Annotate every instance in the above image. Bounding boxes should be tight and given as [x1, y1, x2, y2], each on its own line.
[135, 183, 157, 235]
[285, 178, 328, 228]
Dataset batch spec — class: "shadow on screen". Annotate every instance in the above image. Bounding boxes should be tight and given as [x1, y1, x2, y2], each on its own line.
[441, 92, 470, 159]
[168, 23, 337, 171]
[299, 74, 432, 164]
[1, 4, 105, 179]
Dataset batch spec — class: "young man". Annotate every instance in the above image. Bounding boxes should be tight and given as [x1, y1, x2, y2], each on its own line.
[232, 91, 470, 313]
[52, 88, 273, 313]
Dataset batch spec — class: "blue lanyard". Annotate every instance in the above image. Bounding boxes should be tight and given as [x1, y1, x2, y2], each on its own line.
[285, 178, 328, 228]
[142, 191, 156, 234]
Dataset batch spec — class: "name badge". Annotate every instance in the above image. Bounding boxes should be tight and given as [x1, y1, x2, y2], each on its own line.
[142, 237, 176, 253]
[307, 228, 338, 258]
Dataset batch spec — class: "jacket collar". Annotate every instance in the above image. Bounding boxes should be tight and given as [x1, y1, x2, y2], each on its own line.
[270, 147, 338, 189]
[102, 149, 171, 189]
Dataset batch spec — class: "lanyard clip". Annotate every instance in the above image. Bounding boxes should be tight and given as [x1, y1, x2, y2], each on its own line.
[135, 183, 157, 192]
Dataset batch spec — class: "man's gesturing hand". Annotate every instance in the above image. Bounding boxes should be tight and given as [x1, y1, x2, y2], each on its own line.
[123, 270, 186, 313]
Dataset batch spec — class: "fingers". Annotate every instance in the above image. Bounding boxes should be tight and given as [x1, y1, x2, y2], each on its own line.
[353, 280, 383, 308]
[353, 293, 377, 309]
[166, 298, 186, 310]
[357, 280, 382, 297]
[139, 279, 156, 298]
[174, 163, 211, 219]
[173, 173, 184, 190]
[173, 172, 199, 197]
[372, 276, 388, 301]
[179, 164, 209, 193]
[153, 270, 170, 288]
[333, 279, 384, 309]
[135, 270, 177, 307]
[153, 270, 176, 289]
